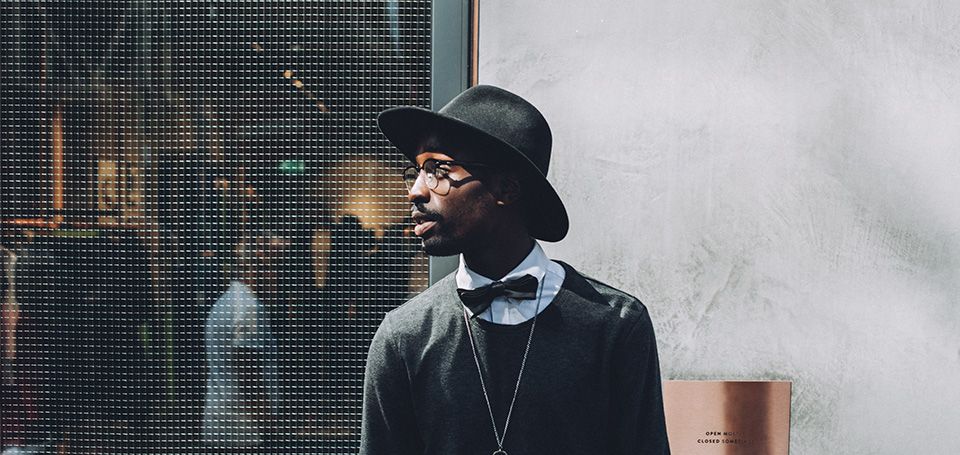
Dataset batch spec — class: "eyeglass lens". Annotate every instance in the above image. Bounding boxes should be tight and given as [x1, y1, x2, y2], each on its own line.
[402, 160, 442, 191]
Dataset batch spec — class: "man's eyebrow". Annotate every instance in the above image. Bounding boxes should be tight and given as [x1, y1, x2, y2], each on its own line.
[419, 154, 457, 165]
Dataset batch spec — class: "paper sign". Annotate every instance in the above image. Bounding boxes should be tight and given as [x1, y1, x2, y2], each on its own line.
[663, 380, 791, 454]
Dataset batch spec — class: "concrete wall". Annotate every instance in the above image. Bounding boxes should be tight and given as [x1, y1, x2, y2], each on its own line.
[479, 1, 960, 453]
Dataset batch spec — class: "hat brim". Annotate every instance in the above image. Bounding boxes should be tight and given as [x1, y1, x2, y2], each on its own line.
[378, 106, 569, 242]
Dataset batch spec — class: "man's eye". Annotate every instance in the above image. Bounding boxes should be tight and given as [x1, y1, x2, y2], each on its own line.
[434, 167, 451, 178]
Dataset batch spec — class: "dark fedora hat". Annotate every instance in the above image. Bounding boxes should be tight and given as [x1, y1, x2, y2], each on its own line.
[377, 85, 569, 242]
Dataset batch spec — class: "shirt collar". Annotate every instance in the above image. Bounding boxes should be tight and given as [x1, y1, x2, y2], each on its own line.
[456, 241, 550, 291]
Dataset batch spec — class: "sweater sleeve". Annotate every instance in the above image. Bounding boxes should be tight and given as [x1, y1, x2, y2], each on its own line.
[612, 307, 671, 455]
[360, 315, 424, 455]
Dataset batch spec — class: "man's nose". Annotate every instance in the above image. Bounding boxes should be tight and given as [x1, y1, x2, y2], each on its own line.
[407, 170, 430, 203]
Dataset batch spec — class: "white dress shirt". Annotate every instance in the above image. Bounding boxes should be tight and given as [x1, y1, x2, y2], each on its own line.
[456, 241, 566, 325]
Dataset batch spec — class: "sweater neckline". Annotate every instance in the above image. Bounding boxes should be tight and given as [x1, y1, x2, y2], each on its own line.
[470, 261, 577, 333]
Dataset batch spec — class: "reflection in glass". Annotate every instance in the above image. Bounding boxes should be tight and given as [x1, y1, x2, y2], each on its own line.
[1, 1, 430, 452]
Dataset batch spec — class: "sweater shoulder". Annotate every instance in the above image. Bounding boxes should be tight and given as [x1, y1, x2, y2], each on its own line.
[556, 261, 651, 326]
[380, 271, 459, 337]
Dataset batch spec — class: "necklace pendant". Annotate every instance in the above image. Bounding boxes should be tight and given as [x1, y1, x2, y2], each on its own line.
[493, 450, 508, 455]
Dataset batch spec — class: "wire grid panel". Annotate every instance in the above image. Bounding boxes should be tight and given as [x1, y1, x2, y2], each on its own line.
[1, 1, 431, 453]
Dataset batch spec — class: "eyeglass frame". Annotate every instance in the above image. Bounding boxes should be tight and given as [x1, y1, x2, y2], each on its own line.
[401, 158, 494, 195]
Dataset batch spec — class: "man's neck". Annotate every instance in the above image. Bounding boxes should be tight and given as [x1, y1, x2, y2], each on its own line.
[462, 235, 535, 280]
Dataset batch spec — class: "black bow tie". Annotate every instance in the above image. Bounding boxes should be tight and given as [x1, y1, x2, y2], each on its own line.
[457, 274, 540, 318]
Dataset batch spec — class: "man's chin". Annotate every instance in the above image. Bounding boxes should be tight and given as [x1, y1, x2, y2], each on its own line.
[420, 236, 462, 257]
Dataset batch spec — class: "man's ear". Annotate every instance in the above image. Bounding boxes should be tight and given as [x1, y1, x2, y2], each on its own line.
[493, 173, 522, 206]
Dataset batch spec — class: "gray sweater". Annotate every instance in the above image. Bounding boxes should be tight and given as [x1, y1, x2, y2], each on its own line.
[360, 261, 670, 455]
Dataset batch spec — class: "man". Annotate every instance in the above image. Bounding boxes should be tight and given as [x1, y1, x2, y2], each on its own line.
[361, 85, 670, 454]
[204, 232, 285, 451]
[1, 239, 23, 447]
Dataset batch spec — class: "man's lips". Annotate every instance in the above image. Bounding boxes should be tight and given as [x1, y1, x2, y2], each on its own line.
[413, 220, 437, 237]
[412, 211, 440, 237]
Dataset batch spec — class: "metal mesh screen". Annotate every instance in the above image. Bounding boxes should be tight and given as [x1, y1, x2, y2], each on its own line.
[1, 1, 431, 453]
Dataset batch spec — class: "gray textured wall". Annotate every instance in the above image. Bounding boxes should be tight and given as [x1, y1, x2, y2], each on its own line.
[479, 1, 960, 453]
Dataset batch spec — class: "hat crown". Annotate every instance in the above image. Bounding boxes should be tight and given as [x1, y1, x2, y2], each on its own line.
[439, 85, 552, 175]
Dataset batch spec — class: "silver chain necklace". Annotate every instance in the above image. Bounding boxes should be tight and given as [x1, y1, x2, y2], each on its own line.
[461, 280, 544, 455]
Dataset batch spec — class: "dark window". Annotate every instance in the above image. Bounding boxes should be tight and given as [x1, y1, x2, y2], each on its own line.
[1, 1, 432, 452]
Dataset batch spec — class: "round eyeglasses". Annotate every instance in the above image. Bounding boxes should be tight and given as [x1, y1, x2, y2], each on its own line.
[401, 158, 491, 195]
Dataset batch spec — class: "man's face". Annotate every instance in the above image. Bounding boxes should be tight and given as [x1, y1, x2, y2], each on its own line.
[408, 145, 502, 257]
[253, 236, 289, 304]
